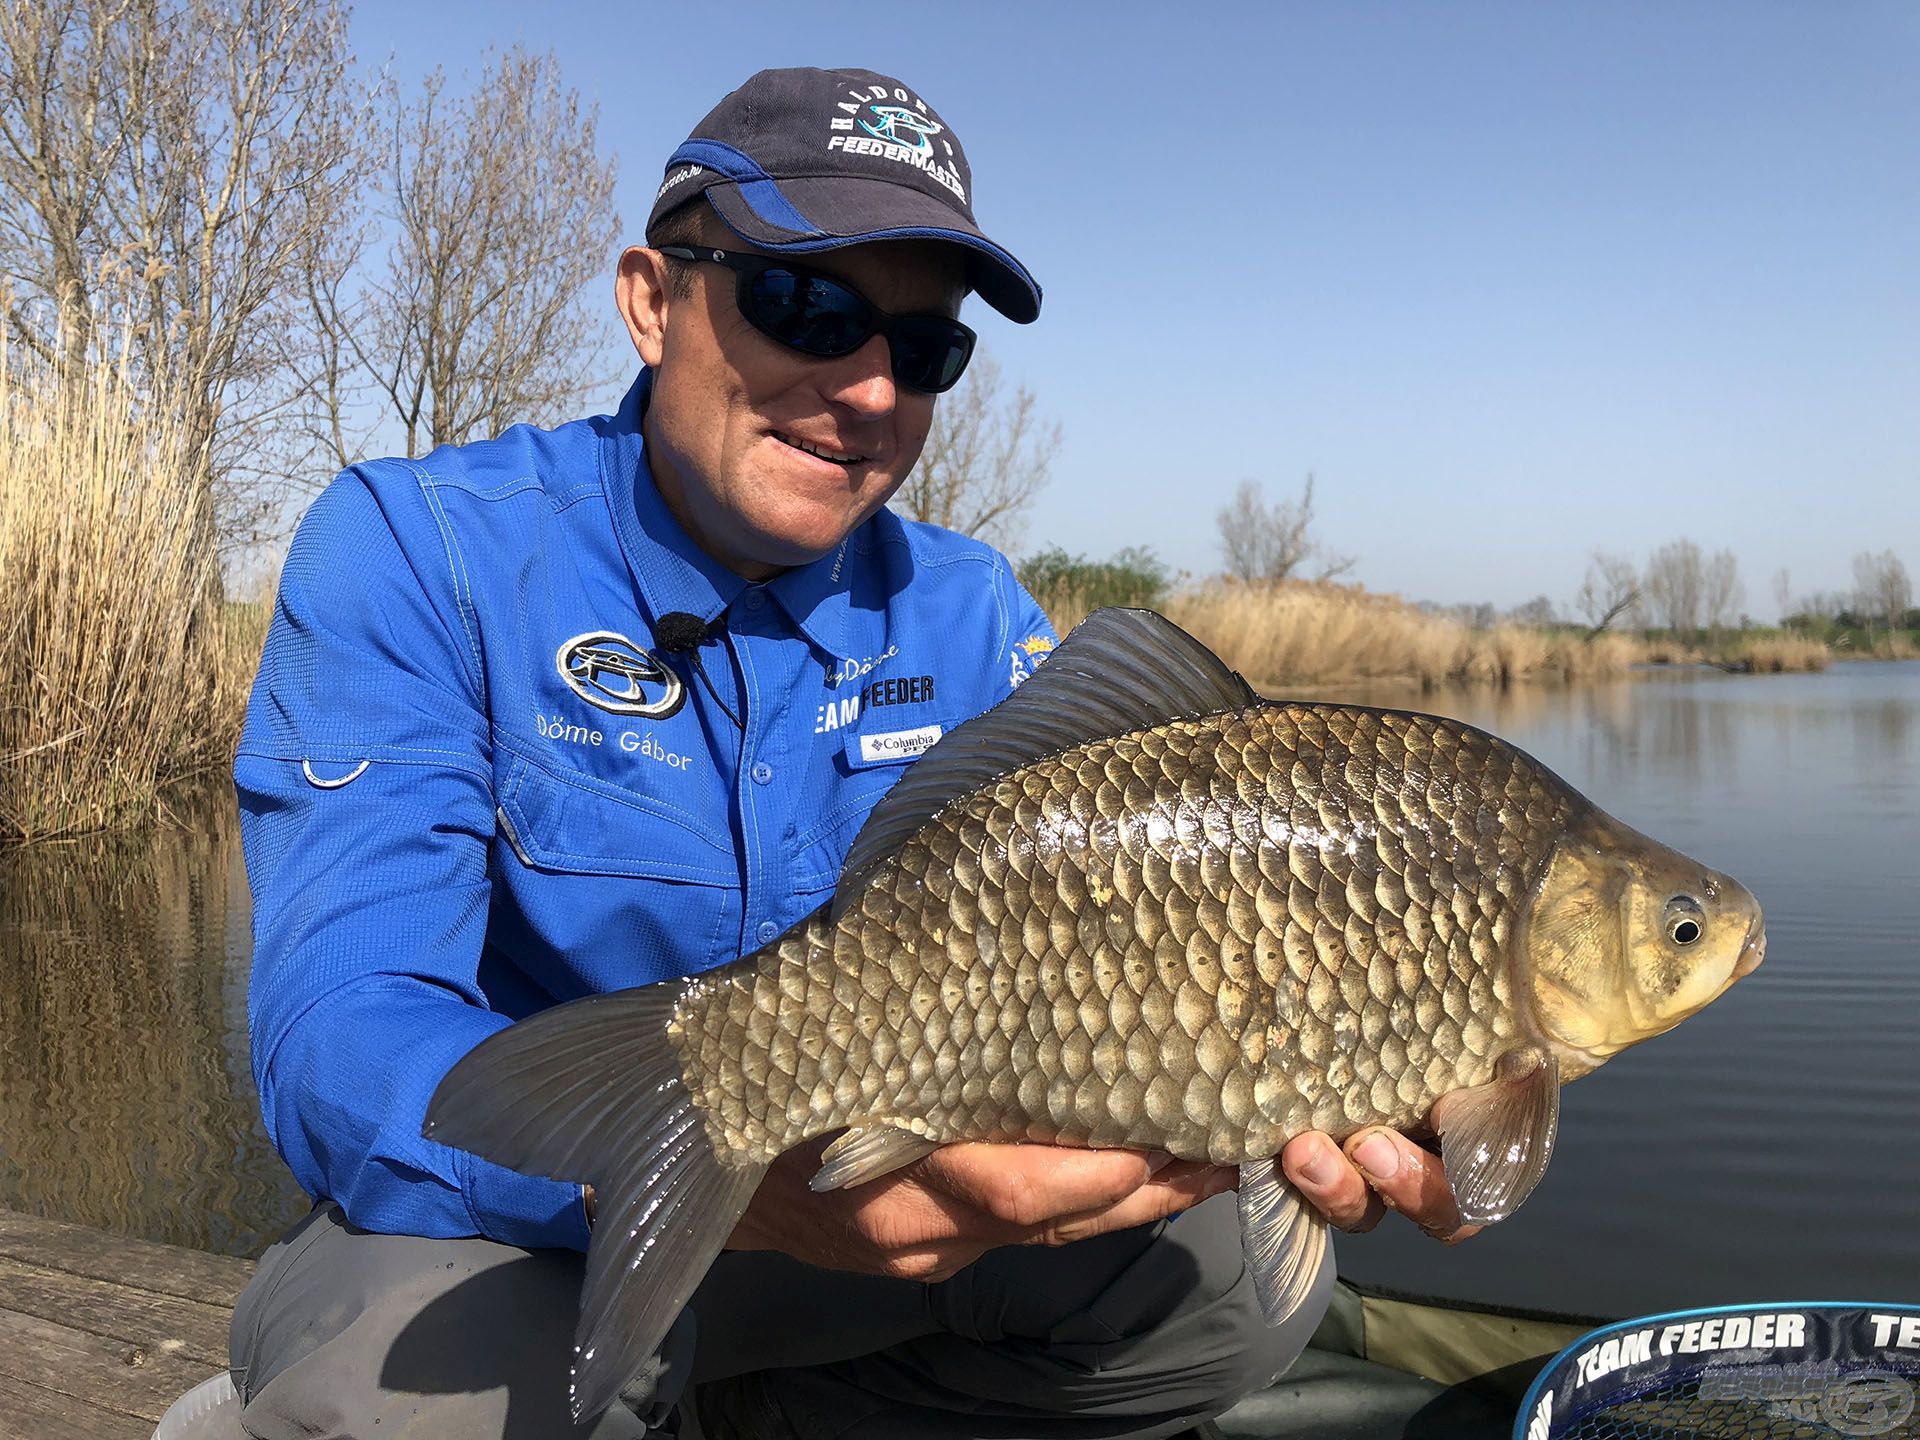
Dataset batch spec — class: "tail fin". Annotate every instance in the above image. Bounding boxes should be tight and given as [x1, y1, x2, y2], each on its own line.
[423, 984, 766, 1423]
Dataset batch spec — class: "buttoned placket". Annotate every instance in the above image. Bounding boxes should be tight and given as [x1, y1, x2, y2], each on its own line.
[728, 583, 809, 955]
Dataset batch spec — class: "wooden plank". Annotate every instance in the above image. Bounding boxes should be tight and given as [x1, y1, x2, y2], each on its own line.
[0, 1256, 230, 1368]
[0, 1372, 150, 1440]
[0, 1209, 253, 1307]
[0, 1307, 215, 1425]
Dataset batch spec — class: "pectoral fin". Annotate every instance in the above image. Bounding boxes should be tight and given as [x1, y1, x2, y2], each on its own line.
[1431, 1047, 1561, 1226]
[810, 1123, 943, 1191]
[1237, 1156, 1330, 1325]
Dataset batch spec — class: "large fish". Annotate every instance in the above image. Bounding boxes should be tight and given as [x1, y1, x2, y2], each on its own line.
[425, 608, 1765, 1420]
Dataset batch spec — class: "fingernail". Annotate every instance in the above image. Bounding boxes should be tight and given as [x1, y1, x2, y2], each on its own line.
[1145, 1150, 1176, 1176]
[1354, 1132, 1399, 1181]
[1298, 1137, 1339, 1188]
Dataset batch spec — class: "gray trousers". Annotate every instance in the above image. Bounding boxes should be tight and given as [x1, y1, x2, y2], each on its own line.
[227, 1194, 1333, 1439]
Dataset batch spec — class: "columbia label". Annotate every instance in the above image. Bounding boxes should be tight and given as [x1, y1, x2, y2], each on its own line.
[860, 724, 942, 764]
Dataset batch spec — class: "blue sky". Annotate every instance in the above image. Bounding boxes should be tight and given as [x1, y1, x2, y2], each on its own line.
[349, 2, 1918, 617]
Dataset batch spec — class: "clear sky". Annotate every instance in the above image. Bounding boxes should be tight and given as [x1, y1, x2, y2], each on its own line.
[348, 1, 1919, 617]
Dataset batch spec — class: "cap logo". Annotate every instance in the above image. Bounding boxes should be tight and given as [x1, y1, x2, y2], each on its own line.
[826, 84, 965, 204]
[860, 105, 941, 155]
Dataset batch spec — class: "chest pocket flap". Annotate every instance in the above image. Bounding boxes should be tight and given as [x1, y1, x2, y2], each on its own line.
[496, 754, 735, 885]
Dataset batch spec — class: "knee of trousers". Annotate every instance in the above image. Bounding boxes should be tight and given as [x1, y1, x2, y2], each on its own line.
[924, 1195, 1338, 1425]
[225, 1203, 666, 1439]
[1089, 1225, 1337, 1422]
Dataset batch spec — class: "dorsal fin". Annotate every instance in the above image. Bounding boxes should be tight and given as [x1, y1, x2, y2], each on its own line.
[830, 607, 1256, 920]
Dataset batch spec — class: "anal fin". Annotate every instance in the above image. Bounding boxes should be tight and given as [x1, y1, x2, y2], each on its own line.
[1237, 1156, 1330, 1325]
[1431, 1047, 1561, 1226]
[810, 1123, 943, 1191]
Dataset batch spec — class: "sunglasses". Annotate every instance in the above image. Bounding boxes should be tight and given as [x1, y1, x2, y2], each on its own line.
[657, 246, 976, 394]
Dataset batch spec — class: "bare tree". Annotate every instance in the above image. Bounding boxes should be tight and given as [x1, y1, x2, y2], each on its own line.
[1508, 595, 1558, 627]
[1215, 474, 1354, 584]
[1703, 549, 1744, 637]
[1853, 549, 1914, 653]
[1772, 567, 1792, 625]
[1574, 551, 1640, 636]
[1643, 539, 1705, 635]
[0, 0, 364, 558]
[897, 351, 1060, 549]
[305, 47, 619, 464]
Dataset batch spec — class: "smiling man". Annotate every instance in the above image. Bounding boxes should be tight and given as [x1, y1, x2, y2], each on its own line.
[216, 67, 1474, 1440]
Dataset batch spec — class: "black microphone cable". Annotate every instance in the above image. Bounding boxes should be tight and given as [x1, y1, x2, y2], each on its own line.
[653, 611, 744, 732]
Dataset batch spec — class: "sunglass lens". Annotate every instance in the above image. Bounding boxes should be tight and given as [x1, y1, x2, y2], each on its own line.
[748, 271, 870, 357]
[891, 317, 975, 393]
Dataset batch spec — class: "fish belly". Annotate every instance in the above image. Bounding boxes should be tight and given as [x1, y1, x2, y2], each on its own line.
[673, 705, 1566, 1167]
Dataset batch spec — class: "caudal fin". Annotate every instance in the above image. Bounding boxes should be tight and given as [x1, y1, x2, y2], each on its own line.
[423, 985, 766, 1423]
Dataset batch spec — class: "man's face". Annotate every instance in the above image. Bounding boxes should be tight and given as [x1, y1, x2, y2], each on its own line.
[619, 214, 967, 580]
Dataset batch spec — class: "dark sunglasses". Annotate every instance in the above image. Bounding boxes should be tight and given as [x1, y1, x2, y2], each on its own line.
[658, 245, 976, 394]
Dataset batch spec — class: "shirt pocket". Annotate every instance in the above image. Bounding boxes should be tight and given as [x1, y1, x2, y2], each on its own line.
[492, 753, 739, 985]
[495, 752, 734, 883]
[786, 751, 923, 898]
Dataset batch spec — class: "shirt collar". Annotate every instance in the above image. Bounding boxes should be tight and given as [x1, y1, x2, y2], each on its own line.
[599, 369, 858, 657]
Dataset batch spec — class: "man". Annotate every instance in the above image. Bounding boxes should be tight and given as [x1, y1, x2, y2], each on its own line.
[224, 67, 1475, 1439]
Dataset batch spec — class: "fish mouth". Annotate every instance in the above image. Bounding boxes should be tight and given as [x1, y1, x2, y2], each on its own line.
[1733, 919, 1767, 980]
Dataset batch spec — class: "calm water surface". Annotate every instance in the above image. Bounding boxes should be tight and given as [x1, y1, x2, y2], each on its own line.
[1, 662, 1914, 1320]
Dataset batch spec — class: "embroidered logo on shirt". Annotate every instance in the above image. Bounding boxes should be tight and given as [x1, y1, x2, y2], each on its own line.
[555, 631, 685, 718]
[814, 674, 935, 734]
[1008, 632, 1054, 688]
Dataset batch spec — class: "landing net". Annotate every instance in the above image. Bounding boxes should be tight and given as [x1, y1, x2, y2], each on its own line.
[1516, 1304, 1920, 1440]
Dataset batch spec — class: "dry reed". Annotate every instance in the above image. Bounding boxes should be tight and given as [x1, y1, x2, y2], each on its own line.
[1728, 636, 1831, 673]
[0, 333, 255, 842]
[1129, 581, 1643, 689]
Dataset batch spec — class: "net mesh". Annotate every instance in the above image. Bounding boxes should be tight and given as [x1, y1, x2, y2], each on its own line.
[1557, 1366, 1918, 1439]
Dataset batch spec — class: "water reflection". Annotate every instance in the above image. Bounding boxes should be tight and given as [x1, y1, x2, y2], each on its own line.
[0, 796, 307, 1256]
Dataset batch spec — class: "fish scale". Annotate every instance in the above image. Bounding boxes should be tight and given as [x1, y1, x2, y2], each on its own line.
[670, 703, 1569, 1168]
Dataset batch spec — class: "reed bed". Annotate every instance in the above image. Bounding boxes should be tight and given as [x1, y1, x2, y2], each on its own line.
[1140, 581, 1645, 690]
[0, 336, 255, 842]
[1725, 636, 1831, 673]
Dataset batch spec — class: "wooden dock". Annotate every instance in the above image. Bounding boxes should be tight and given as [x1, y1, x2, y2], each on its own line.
[0, 1208, 250, 1440]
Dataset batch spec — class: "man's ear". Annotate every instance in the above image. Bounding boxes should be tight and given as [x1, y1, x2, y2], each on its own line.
[615, 245, 672, 368]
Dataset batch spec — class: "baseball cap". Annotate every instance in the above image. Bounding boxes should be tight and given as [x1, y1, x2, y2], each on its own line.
[645, 67, 1041, 324]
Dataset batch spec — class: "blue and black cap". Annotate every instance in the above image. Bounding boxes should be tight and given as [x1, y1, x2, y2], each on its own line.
[645, 66, 1041, 324]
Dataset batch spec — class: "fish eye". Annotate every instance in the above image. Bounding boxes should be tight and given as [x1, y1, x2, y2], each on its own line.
[1665, 895, 1706, 946]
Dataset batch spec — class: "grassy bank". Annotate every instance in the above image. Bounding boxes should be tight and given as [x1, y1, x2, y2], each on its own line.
[0, 340, 259, 843]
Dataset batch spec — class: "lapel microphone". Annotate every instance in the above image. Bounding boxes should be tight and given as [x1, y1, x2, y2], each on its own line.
[653, 612, 743, 731]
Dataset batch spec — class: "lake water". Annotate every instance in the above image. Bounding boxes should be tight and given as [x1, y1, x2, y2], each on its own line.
[1, 661, 1914, 1321]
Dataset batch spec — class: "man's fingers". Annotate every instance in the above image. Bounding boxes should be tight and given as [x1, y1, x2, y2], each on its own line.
[1345, 1128, 1482, 1245]
[914, 1141, 1158, 1229]
[1282, 1131, 1385, 1233]
[1029, 1162, 1238, 1246]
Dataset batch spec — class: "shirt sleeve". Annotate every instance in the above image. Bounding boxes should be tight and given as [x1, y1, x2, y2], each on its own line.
[235, 468, 589, 1252]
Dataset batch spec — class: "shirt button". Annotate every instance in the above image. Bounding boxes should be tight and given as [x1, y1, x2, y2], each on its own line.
[745, 588, 766, 610]
[751, 761, 774, 785]
[757, 920, 779, 944]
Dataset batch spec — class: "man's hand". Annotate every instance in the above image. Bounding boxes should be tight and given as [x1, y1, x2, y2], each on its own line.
[726, 1137, 1237, 1282]
[1282, 1128, 1481, 1244]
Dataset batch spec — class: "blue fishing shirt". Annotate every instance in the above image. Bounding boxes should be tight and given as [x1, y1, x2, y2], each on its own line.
[236, 372, 1057, 1253]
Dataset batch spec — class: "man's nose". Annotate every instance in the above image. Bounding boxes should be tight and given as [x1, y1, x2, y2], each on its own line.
[819, 334, 897, 416]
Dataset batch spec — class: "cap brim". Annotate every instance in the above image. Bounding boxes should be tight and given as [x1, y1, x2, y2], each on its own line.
[705, 176, 1041, 324]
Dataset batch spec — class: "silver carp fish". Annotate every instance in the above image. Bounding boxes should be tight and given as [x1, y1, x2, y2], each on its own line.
[425, 607, 1765, 1420]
